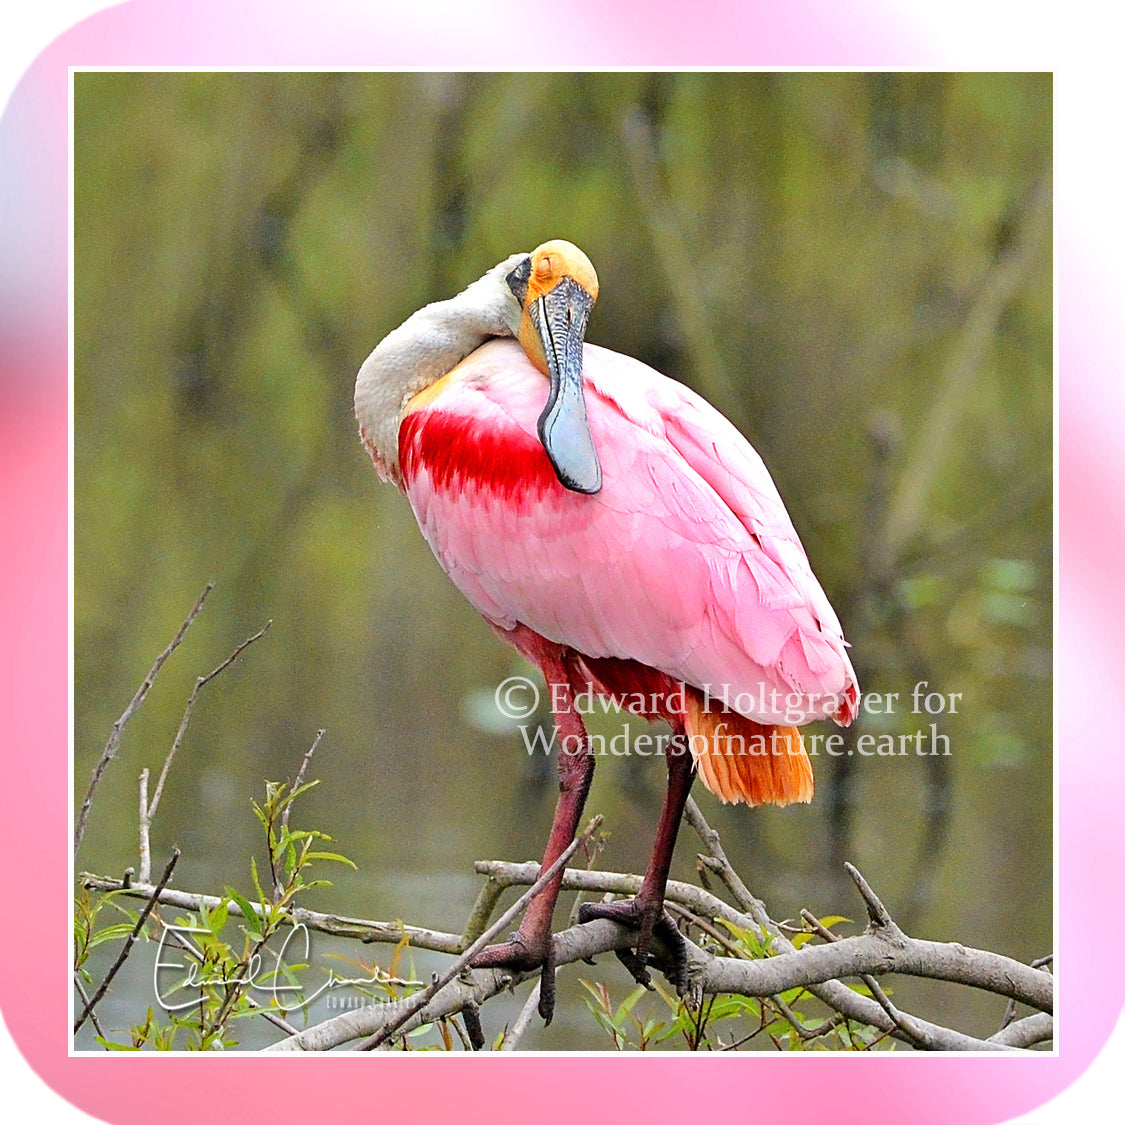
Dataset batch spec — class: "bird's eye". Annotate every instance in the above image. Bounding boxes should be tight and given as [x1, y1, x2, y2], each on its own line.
[536, 255, 553, 280]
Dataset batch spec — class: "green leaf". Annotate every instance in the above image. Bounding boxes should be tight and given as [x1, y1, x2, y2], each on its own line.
[249, 857, 268, 908]
[282, 829, 317, 845]
[706, 993, 760, 1022]
[225, 888, 262, 938]
[716, 917, 767, 957]
[95, 1037, 141, 1051]
[581, 999, 620, 1041]
[87, 922, 136, 949]
[287, 778, 321, 803]
[208, 899, 230, 936]
[251, 800, 269, 832]
[304, 851, 357, 868]
[613, 986, 647, 1028]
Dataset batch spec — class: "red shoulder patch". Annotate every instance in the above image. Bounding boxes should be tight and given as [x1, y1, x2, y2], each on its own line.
[399, 409, 560, 501]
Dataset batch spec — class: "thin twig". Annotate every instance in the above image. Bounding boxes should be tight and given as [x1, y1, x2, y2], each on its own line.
[998, 954, 1053, 1033]
[864, 977, 940, 1050]
[800, 909, 843, 945]
[461, 1001, 485, 1051]
[685, 795, 770, 927]
[566, 827, 608, 929]
[280, 729, 324, 837]
[501, 981, 543, 1052]
[140, 619, 272, 881]
[137, 769, 151, 891]
[449, 1013, 475, 1051]
[72, 974, 106, 1042]
[270, 729, 326, 901]
[681, 806, 858, 1046]
[75, 584, 212, 859]
[74, 848, 180, 1034]
[80, 873, 466, 954]
[666, 900, 746, 959]
[843, 861, 897, 933]
[462, 877, 506, 948]
[770, 992, 842, 1043]
[359, 814, 604, 1051]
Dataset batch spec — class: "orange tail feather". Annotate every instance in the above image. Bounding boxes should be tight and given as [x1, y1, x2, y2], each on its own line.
[684, 687, 813, 806]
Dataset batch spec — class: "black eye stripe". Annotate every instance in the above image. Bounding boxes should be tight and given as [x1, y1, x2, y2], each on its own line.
[506, 256, 531, 304]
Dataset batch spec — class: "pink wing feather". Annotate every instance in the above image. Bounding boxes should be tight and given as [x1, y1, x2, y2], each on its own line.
[398, 338, 857, 726]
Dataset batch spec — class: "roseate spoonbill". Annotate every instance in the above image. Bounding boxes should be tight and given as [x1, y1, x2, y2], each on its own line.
[355, 240, 858, 1021]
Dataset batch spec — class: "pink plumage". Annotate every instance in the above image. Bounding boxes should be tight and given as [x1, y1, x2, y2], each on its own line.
[399, 337, 857, 730]
[356, 239, 858, 1020]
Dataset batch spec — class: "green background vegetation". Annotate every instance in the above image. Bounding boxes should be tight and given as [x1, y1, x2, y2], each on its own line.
[74, 72, 1052, 1049]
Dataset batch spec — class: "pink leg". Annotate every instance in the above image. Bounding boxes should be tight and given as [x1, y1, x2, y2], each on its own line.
[472, 648, 594, 1022]
[578, 726, 694, 992]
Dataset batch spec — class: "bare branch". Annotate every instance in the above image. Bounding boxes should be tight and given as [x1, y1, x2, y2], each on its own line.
[989, 1011, 1053, 1049]
[474, 860, 762, 942]
[716, 927, 1048, 1015]
[87, 848, 1050, 1053]
[280, 728, 325, 836]
[75, 583, 212, 859]
[80, 872, 466, 954]
[799, 904, 916, 1046]
[79, 702, 1051, 1054]
[137, 769, 151, 890]
[141, 618, 272, 880]
[844, 861, 899, 933]
[358, 814, 604, 1050]
[255, 854, 1049, 1052]
[263, 906, 1042, 1054]
[72, 974, 106, 1042]
[684, 795, 769, 926]
[473, 856, 1050, 1012]
[501, 982, 542, 1052]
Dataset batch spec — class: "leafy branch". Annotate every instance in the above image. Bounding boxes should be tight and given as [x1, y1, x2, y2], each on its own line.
[75, 593, 1053, 1052]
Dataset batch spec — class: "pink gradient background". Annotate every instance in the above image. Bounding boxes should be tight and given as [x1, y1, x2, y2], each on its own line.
[0, 1, 1108, 1121]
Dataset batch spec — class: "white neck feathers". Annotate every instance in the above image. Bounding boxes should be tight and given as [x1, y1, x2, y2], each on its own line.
[354, 255, 525, 480]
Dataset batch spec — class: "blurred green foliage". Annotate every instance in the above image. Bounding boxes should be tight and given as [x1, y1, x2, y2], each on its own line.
[74, 72, 1051, 1049]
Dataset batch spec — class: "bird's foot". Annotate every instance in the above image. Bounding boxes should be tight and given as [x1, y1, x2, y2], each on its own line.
[578, 897, 689, 996]
[471, 933, 560, 1024]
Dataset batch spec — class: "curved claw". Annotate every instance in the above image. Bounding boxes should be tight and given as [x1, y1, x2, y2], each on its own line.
[578, 898, 690, 996]
[470, 933, 560, 1025]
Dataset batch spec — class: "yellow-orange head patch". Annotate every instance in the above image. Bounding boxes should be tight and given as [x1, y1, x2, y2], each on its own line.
[526, 240, 599, 307]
